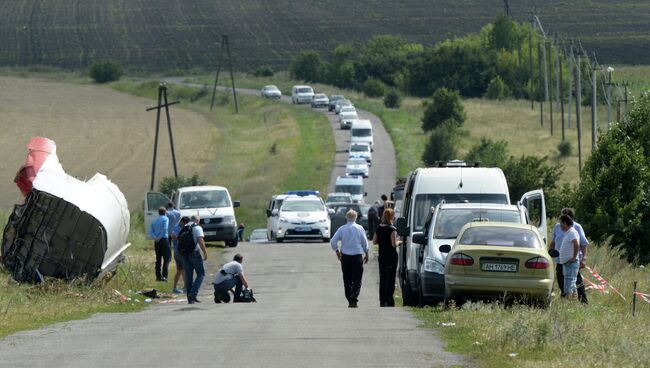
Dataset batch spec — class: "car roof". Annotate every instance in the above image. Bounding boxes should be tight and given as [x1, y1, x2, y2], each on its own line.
[284, 194, 322, 202]
[264, 85, 278, 89]
[351, 120, 372, 128]
[327, 192, 352, 197]
[336, 175, 363, 184]
[463, 221, 536, 231]
[438, 203, 521, 211]
[177, 185, 227, 192]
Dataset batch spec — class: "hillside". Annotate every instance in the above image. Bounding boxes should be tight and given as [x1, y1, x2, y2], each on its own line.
[0, 0, 648, 71]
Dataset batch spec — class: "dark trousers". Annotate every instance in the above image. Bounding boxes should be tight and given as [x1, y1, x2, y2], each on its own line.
[183, 251, 205, 299]
[556, 264, 588, 304]
[378, 256, 397, 306]
[154, 238, 171, 280]
[214, 275, 243, 302]
[341, 254, 364, 304]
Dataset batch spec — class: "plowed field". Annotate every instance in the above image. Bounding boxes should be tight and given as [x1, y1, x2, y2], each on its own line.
[0, 77, 216, 211]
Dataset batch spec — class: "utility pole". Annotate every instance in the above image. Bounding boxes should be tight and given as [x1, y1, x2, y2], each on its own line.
[590, 57, 599, 151]
[548, 39, 554, 136]
[503, 0, 511, 16]
[529, 13, 535, 110]
[210, 34, 239, 113]
[606, 66, 614, 128]
[567, 44, 574, 129]
[623, 82, 629, 124]
[576, 53, 583, 173]
[538, 41, 544, 127]
[146, 83, 181, 191]
[557, 36, 565, 141]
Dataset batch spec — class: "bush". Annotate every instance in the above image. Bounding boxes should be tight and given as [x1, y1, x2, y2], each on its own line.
[422, 87, 466, 132]
[485, 76, 511, 100]
[362, 78, 387, 97]
[250, 65, 274, 77]
[502, 155, 564, 203]
[89, 61, 123, 83]
[422, 122, 458, 166]
[290, 51, 325, 82]
[464, 138, 509, 167]
[557, 141, 572, 157]
[158, 174, 208, 197]
[383, 89, 402, 108]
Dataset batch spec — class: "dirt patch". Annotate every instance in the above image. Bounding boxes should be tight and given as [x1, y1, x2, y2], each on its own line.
[0, 77, 217, 211]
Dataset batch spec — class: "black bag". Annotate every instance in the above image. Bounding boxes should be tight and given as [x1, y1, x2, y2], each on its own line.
[177, 224, 196, 254]
[236, 288, 256, 303]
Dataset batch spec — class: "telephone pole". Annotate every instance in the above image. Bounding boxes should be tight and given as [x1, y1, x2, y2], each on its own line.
[210, 35, 239, 113]
[575, 53, 583, 173]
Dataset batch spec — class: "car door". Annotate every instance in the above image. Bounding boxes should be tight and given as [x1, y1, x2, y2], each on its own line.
[520, 189, 547, 244]
[144, 192, 170, 239]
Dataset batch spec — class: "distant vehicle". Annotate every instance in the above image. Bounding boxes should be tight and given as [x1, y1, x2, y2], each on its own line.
[348, 142, 372, 164]
[335, 99, 352, 114]
[334, 175, 366, 204]
[350, 119, 373, 150]
[249, 228, 268, 243]
[260, 85, 282, 99]
[339, 107, 359, 129]
[441, 222, 553, 307]
[412, 202, 534, 305]
[291, 85, 314, 104]
[391, 182, 405, 218]
[329, 203, 371, 236]
[146, 185, 241, 247]
[345, 157, 369, 178]
[272, 195, 332, 242]
[328, 95, 345, 111]
[311, 93, 329, 108]
[325, 192, 353, 205]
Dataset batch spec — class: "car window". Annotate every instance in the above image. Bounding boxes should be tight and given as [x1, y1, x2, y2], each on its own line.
[351, 144, 369, 152]
[335, 207, 348, 215]
[298, 88, 312, 93]
[348, 158, 366, 165]
[459, 227, 541, 248]
[352, 128, 371, 137]
[281, 200, 324, 212]
[412, 193, 510, 231]
[335, 184, 363, 195]
[433, 209, 521, 238]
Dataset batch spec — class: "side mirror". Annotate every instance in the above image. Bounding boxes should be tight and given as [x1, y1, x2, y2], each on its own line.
[439, 244, 452, 253]
[412, 232, 426, 245]
[396, 217, 408, 236]
[548, 248, 560, 257]
[364, 192, 368, 197]
[266, 209, 272, 217]
[328, 208, 335, 215]
[271, 209, 279, 216]
[233, 200, 241, 208]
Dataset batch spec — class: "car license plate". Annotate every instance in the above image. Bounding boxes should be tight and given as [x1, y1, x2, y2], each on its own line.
[481, 263, 517, 272]
[295, 226, 311, 232]
[204, 231, 216, 236]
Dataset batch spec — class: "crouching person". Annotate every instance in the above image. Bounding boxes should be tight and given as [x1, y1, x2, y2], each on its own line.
[213, 253, 249, 303]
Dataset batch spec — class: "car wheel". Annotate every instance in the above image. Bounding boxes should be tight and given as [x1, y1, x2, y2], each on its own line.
[225, 238, 238, 247]
[401, 278, 417, 306]
[322, 237, 330, 243]
[277, 237, 284, 243]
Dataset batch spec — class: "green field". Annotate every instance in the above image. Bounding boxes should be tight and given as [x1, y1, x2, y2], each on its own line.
[0, 0, 649, 71]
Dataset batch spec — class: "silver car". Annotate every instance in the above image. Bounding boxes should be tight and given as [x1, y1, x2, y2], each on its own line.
[346, 157, 369, 178]
[261, 85, 282, 99]
[311, 93, 329, 108]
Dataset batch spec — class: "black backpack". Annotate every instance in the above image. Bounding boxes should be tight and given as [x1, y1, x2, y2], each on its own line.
[177, 224, 196, 254]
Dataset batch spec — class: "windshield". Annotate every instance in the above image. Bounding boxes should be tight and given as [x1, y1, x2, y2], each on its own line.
[350, 144, 369, 152]
[341, 107, 356, 113]
[412, 193, 509, 231]
[352, 128, 372, 137]
[348, 158, 366, 165]
[315, 94, 326, 99]
[434, 209, 521, 238]
[335, 184, 364, 195]
[327, 195, 351, 203]
[179, 190, 231, 209]
[298, 88, 312, 93]
[459, 227, 541, 248]
[282, 200, 324, 212]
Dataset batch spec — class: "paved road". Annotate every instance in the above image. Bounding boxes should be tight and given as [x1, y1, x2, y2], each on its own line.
[0, 81, 470, 367]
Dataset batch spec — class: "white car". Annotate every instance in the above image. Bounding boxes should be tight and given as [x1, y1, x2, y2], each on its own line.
[348, 142, 372, 164]
[339, 107, 358, 129]
[311, 93, 329, 108]
[291, 85, 314, 104]
[346, 157, 369, 178]
[249, 228, 268, 243]
[335, 99, 352, 114]
[273, 195, 332, 242]
[260, 85, 282, 99]
[325, 192, 353, 205]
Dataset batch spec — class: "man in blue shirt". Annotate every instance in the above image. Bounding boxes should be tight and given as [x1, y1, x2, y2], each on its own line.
[166, 201, 181, 237]
[330, 210, 369, 308]
[149, 207, 170, 282]
[549, 208, 589, 304]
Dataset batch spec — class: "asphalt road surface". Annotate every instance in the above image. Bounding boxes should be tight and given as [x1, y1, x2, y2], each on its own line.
[0, 82, 470, 367]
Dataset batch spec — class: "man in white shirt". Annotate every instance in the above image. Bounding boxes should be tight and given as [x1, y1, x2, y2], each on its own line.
[213, 253, 249, 303]
[558, 214, 580, 299]
[330, 210, 369, 308]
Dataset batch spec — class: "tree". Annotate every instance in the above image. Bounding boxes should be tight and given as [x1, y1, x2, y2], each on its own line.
[355, 35, 423, 87]
[89, 61, 123, 83]
[502, 155, 563, 204]
[290, 51, 325, 82]
[485, 76, 511, 100]
[488, 15, 525, 51]
[362, 78, 387, 97]
[158, 174, 207, 197]
[421, 87, 466, 131]
[575, 93, 650, 263]
[422, 122, 458, 166]
[383, 89, 402, 108]
[464, 138, 509, 167]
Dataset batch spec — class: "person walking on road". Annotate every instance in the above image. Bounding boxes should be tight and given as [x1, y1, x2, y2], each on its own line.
[367, 201, 381, 240]
[549, 208, 590, 304]
[183, 215, 208, 304]
[170, 216, 190, 293]
[330, 209, 369, 308]
[213, 253, 250, 303]
[558, 214, 580, 299]
[149, 207, 170, 282]
[373, 208, 401, 307]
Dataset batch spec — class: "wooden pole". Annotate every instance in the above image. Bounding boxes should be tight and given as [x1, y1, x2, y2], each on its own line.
[529, 14, 535, 110]
[576, 53, 582, 173]
[538, 42, 544, 127]
[150, 86, 163, 191]
[591, 61, 598, 151]
[163, 86, 179, 178]
[548, 40, 554, 136]
[633, 280, 637, 317]
[210, 38, 225, 111]
[568, 44, 574, 129]
[558, 42, 565, 141]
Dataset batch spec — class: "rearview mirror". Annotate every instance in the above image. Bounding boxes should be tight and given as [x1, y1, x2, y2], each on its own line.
[364, 192, 367, 197]
[548, 248, 560, 258]
[412, 232, 426, 245]
[233, 200, 241, 208]
[396, 217, 408, 236]
[439, 244, 452, 253]
[271, 209, 279, 216]
[328, 208, 335, 215]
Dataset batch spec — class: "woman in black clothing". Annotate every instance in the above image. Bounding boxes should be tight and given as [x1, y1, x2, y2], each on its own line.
[372, 208, 401, 307]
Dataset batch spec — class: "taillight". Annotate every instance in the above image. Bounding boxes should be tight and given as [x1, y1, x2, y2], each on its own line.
[525, 257, 549, 269]
[450, 253, 474, 266]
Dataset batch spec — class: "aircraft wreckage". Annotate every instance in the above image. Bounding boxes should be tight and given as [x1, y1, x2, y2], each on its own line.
[1, 137, 130, 283]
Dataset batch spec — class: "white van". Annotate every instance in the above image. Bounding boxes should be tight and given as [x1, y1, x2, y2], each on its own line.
[335, 175, 366, 204]
[395, 161, 547, 305]
[145, 186, 241, 247]
[291, 85, 315, 104]
[350, 119, 374, 150]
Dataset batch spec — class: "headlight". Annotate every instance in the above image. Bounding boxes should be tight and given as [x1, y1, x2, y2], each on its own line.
[223, 216, 235, 224]
[423, 258, 445, 274]
[279, 217, 288, 223]
[318, 218, 327, 223]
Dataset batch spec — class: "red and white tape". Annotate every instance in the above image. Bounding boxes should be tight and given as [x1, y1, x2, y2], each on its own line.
[635, 291, 650, 304]
[582, 276, 607, 293]
[585, 266, 626, 301]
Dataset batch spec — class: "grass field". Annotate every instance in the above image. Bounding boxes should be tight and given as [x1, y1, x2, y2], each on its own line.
[0, 1, 648, 71]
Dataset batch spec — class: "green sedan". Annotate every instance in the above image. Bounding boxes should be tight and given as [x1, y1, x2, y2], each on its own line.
[440, 222, 555, 307]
